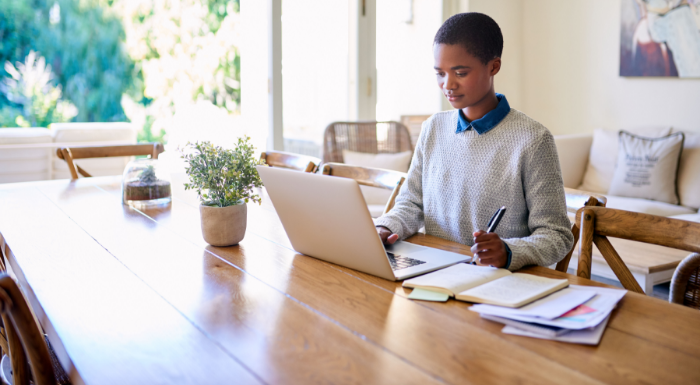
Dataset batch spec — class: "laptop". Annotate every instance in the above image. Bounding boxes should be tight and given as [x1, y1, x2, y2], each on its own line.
[256, 165, 470, 281]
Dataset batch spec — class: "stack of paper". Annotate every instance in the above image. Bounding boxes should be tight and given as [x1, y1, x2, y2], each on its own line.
[470, 285, 626, 345]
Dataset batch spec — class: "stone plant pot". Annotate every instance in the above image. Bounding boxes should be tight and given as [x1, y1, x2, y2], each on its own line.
[199, 203, 247, 246]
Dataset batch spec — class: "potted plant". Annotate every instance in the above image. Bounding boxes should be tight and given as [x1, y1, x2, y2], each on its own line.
[180, 137, 263, 246]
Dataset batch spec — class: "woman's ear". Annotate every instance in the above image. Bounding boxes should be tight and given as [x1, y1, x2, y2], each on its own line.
[490, 57, 502, 76]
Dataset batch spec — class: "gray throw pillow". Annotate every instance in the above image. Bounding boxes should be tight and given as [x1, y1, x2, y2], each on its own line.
[608, 131, 685, 205]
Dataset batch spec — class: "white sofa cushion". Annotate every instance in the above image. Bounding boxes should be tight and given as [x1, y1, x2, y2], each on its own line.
[605, 195, 696, 217]
[669, 213, 700, 223]
[553, 134, 592, 188]
[677, 132, 700, 209]
[342, 150, 411, 210]
[0, 128, 52, 183]
[342, 150, 412, 172]
[50, 122, 136, 143]
[608, 131, 684, 205]
[51, 122, 137, 179]
[578, 127, 672, 193]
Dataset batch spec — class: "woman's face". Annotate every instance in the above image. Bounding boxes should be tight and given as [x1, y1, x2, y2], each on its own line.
[433, 43, 500, 110]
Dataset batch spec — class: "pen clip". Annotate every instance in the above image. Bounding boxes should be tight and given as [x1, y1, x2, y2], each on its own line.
[486, 208, 500, 229]
[486, 206, 506, 234]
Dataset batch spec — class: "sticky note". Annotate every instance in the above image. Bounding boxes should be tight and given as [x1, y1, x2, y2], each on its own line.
[408, 288, 449, 302]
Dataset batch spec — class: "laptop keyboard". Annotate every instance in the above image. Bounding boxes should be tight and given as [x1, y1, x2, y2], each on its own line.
[386, 252, 426, 271]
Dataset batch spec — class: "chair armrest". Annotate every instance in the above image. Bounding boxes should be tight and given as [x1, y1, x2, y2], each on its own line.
[554, 133, 593, 188]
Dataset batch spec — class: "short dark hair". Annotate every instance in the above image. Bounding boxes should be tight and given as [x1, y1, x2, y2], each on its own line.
[434, 13, 503, 65]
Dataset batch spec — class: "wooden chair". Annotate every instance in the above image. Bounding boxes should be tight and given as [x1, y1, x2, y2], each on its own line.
[320, 163, 406, 215]
[0, 234, 7, 361]
[576, 207, 700, 294]
[0, 243, 69, 385]
[554, 189, 608, 273]
[670, 253, 700, 309]
[322, 121, 412, 164]
[56, 143, 164, 180]
[0, 274, 56, 385]
[400, 115, 430, 149]
[259, 151, 321, 173]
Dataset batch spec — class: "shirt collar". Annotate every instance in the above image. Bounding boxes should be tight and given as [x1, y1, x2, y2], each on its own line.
[456, 93, 511, 135]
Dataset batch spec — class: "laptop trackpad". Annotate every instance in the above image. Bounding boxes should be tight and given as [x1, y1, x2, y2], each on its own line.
[385, 241, 429, 256]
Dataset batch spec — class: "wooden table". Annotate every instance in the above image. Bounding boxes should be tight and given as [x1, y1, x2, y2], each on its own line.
[0, 176, 699, 385]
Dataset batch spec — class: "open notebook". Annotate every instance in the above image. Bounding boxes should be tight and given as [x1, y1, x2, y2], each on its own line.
[403, 263, 569, 308]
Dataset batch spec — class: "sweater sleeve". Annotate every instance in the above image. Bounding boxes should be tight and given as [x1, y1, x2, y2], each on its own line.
[502, 132, 574, 271]
[373, 122, 427, 240]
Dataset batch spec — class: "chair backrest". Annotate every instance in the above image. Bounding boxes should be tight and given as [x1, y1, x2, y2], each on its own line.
[0, 274, 56, 385]
[554, 191, 607, 273]
[320, 163, 406, 215]
[259, 151, 320, 173]
[670, 253, 700, 309]
[576, 206, 700, 294]
[400, 115, 430, 149]
[322, 121, 412, 164]
[56, 143, 165, 179]
[563, 188, 607, 216]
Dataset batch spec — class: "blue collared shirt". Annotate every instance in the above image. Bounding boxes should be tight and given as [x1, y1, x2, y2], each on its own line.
[457, 93, 511, 135]
[458, 93, 513, 267]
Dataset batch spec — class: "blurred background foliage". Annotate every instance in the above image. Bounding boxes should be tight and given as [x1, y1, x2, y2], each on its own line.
[0, 0, 242, 145]
[0, 0, 135, 125]
[0, 50, 79, 127]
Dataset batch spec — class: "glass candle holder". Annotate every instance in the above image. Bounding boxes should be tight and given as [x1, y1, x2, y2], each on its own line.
[122, 158, 172, 208]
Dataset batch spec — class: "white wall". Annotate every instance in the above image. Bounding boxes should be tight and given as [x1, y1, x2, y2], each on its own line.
[376, 0, 445, 121]
[281, 0, 350, 144]
[240, 0, 270, 153]
[468, 0, 523, 111]
[472, 0, 700, 135]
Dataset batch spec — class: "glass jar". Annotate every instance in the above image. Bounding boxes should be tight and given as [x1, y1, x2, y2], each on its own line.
[122, 158, 172, 208]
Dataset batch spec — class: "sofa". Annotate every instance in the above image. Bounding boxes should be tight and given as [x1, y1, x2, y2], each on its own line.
[554, 128, 700, 222]
[553, 127, 700, 293]
[0, 123, 137, 184]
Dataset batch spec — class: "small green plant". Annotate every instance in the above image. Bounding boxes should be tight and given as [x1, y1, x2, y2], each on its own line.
[138, 165, 158, 184]
[180, 137, 263, 207]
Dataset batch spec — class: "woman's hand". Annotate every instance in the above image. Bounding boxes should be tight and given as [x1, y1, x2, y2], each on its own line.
[377, 226, 399, 245]
[470, 230, 507, 268]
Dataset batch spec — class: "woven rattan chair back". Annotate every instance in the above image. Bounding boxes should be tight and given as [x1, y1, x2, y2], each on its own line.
[670, 253, 700, 309]
[259, 151, 320, 173]
[322, 121, 412, 164]
[56, 143, 164, 180]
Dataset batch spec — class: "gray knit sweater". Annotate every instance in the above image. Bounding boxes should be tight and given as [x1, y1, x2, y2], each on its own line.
[374, 109, 574, 271]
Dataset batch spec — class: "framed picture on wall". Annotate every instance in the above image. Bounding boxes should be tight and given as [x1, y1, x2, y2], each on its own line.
[620, 0, 700, 77]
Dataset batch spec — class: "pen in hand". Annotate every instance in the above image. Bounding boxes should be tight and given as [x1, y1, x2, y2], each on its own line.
[471, 206, 506, 265]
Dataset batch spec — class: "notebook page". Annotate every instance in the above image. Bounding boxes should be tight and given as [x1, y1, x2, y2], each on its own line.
[403, 263, 511, 295]
[457, 274, 569, 307]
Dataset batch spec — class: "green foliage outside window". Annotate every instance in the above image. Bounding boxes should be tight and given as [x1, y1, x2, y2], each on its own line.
[115, 0, 241, 130]
[0, 0, 137, 126]
[0, 0, 242, 145]
[0, 51, 77, 127]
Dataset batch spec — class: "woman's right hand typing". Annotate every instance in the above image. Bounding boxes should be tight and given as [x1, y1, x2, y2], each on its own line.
[376, 226, 399, 245]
